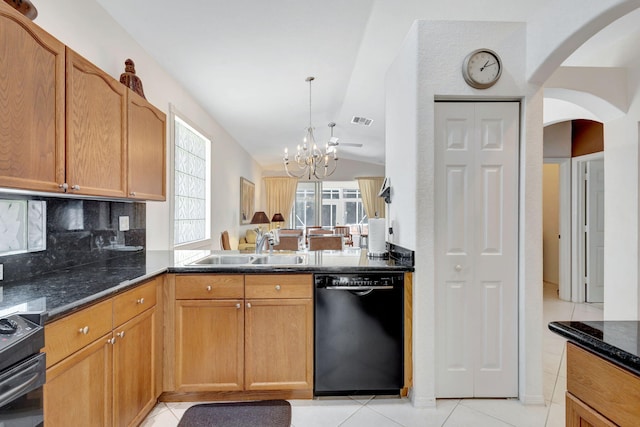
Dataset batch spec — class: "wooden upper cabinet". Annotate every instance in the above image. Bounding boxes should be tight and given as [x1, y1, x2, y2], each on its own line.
[127, 90, 166, 200]
[66, 47, 127, 198]
[0, 3, 65, 192]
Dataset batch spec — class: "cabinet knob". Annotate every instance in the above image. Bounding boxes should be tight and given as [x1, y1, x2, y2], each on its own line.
[58, 183, 68, 191]
[455, 264, 463, 272]
[78, 326, 89, 335]
[71, 184, 81, 191]
[275, 285, 281, 291]
[136, 298, 145, 304]
[116, 331, 125, 338]
[206, 286, 212, 291]
[130, 192, 136, 197]
[236, 303, 241, 309]
[107, 337, 116, 345]
[246, 303, 252, 309]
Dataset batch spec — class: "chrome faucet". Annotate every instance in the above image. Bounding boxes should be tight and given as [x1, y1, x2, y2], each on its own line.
[255, 228, 280, 254]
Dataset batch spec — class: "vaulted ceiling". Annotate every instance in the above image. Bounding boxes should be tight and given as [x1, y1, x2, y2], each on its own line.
[95, 0, 639, 167]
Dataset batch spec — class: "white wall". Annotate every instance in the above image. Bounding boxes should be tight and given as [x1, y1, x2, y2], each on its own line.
[34, 0, 263, 250]
[386, 20, 545, 405]
[543, 122, 572, 158]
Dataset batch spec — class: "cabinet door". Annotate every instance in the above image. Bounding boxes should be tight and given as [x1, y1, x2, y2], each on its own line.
[175, 300, 244, 391]
[245, 298, 313, 390]
[66, 48, 127, 198]
[44, 333, 113, 426]
[566, 392, 616, 427]
[127, 90, 166, 200]
[113, 307, 156, 427]
[0, 4, 65, 192]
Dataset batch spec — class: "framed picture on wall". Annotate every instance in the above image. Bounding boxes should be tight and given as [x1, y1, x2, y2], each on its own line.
[240, 177, 255, 225]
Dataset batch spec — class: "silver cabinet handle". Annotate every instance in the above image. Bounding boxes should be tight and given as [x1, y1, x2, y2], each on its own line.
[58, 183, 68, 191]
[136, 298, 145, 304]
[275, 285, 281, 291]
[78, 326, 89, 335]
[246, 302, 252, 309]
[116, 331, 125, 338]
[107, 337, 116, 345]
[206, 286, 212, 291]
[455, 264, 462, 272]
[130, 192, 136, 197]
[236, 303, 241, 309]
[71, 185, 81, 191]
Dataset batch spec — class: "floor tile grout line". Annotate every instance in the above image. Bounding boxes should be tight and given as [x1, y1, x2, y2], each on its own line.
[455, 400, 519, 427]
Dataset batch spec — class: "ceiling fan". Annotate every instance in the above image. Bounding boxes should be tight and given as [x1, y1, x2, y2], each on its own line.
[327, 122, 363, 148]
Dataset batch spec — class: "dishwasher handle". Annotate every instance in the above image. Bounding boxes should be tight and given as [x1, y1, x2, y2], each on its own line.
[324, 286, 395, 291]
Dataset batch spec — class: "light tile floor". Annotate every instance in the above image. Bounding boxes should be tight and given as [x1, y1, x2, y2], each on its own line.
[141, 282, 603, 427]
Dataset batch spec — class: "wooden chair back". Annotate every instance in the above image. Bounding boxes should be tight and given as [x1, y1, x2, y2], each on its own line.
[333, 226, 353, 246]
[273, 235, 300, 251]
[279, 228, 303, 237]
[220, 231, 231, 250]
[308, 235, 343, 251]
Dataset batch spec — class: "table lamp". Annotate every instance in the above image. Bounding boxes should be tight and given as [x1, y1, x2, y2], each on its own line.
[271, 213, 285, 228]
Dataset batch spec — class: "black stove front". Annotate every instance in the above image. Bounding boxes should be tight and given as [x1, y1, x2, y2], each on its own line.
[0, 314, 45, 427]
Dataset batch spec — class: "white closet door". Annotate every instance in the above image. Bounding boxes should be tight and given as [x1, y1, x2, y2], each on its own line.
[435, 102, 519, 398]
[586, 159, 605, 303]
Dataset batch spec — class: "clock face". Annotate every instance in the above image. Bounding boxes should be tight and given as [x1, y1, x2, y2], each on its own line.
[462, 49, 502, 89]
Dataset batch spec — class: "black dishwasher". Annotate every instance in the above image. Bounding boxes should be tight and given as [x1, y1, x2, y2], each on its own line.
[314, 272, 404, 396]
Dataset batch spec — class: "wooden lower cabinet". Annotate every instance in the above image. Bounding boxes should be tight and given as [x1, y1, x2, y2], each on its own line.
[45, 334, 113, 426]
[113, 307, 157, 427]
[171, 274, 313, 396]
[245, 298, 313, 390]
[566, 392, 616, 427]
[175, 299, 244, 391]
[44, 277, 162, 426]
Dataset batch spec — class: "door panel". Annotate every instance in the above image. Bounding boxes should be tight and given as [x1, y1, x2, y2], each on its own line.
[586, 159, 605, 303]
[435, 102, 518, 398]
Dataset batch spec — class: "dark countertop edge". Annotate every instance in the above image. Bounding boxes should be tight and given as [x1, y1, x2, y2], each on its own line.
[548, 321, 640, 377]
[42, 262, 413, 323]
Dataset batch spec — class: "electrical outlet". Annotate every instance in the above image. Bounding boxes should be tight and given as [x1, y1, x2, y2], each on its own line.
[0, 264, 3, 281]
[0, 286, 3, 302]
[119, 216, 130, 232]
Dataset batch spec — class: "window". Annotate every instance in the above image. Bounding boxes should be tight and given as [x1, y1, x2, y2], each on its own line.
[290, 181, 367, 229]
[173, 115, 211, 247]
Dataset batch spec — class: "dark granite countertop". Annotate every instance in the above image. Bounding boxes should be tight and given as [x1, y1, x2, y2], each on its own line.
[549, 321, 640, 376]
[0, 249, 412, 324]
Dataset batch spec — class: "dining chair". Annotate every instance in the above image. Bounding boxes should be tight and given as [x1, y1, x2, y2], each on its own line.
[333, 226, 353, 246]
[308, 235, 343, 251]
[273, 235, 300, 251]
[220, 231, 231, 250]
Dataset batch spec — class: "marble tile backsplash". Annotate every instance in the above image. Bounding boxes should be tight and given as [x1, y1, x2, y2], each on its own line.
[0, 194, 146, 283]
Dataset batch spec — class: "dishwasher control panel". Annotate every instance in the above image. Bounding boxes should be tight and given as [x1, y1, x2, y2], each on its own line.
[314, 273, 403, 288]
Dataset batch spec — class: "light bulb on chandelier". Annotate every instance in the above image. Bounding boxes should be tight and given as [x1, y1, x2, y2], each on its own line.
[283, 76, 338, 180]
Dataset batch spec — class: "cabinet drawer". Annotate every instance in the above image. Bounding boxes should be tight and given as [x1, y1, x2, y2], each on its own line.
[176, 275, 244, 299]
[567, 342, 640, 426]
[245, 275, 312, 299]
[44, 299, 113, 367]
[113, 278, 158, 327]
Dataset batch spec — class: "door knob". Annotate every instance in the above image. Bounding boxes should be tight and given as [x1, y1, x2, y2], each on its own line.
[455, 264, 462, 272]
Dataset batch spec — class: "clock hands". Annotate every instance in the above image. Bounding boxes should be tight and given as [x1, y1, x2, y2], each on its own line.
[480, 61, 496, 72]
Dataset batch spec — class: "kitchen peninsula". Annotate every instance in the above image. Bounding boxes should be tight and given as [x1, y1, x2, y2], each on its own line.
[549, 321, 640, 426]
[0, 248, 413, 425]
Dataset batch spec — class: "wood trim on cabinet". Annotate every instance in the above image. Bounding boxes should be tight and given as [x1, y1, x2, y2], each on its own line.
[566, 392, 616, 427]
[245, 274, 312, 299]
[175, 274, 244, 299]
[567, 342, 640, 426]
[402, 272, 413, 396]
[0, 3, 66, 192]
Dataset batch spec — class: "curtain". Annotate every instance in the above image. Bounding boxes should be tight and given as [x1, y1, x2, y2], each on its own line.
[356, 177, 386, 219]
[264, 176, 299, 229]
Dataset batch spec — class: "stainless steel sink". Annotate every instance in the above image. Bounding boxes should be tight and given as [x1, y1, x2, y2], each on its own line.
[251, 255, 306, 265]
[190, 254, 254, 265]
[188, 253, 306, 266]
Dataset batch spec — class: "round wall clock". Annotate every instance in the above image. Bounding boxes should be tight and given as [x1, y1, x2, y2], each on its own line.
[462, 49, 502, 89]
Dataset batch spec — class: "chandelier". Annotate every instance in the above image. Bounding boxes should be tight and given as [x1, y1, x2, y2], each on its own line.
[283, 76, 338, 180]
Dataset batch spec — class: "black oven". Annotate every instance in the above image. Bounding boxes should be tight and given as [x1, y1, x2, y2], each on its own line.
[0, 314, 45, 427]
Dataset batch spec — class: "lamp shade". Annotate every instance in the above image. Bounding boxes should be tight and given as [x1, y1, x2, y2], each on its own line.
[271, 213, 285, 223]
[250, 211, 270, 225]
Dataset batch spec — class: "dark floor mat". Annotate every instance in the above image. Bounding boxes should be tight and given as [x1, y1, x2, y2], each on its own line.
[177, 399, 291, 427]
